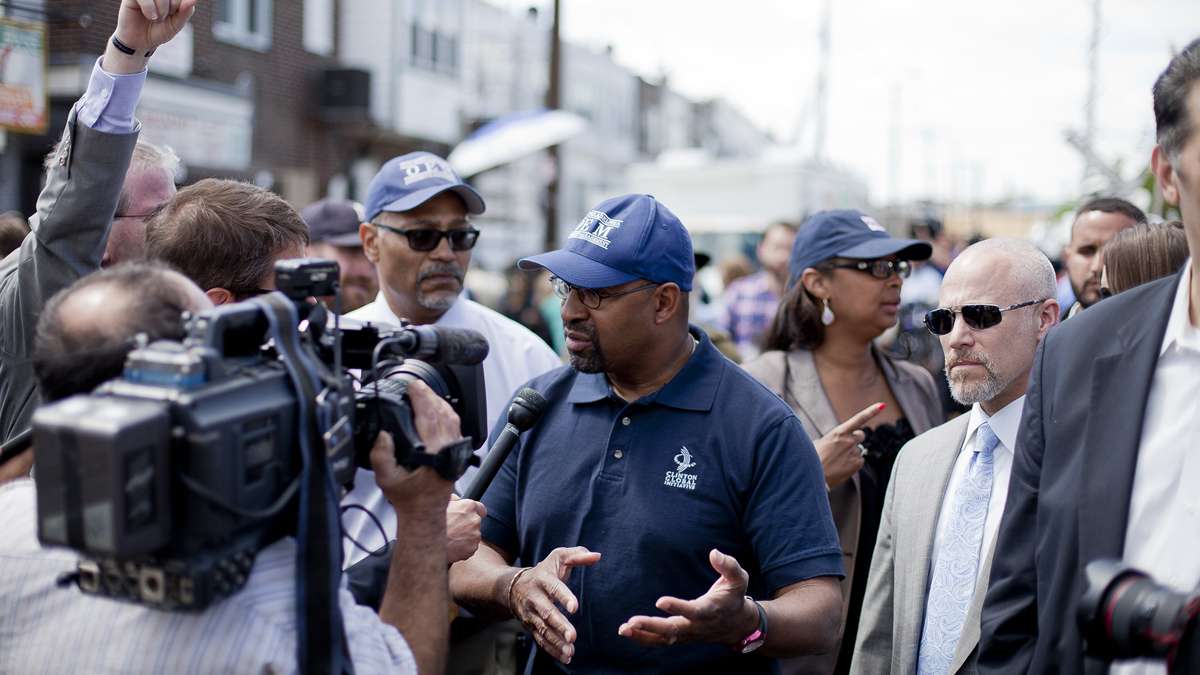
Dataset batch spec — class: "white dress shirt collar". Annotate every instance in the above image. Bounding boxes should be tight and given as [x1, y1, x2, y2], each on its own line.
[1158, 259, 1200, 358]
[964, 395, 1025, 454]
[357, 290, 465, 327]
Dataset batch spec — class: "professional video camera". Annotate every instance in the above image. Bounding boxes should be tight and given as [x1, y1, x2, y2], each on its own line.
[1079, 559, 1200, 673]
[31, 258, 489, 612]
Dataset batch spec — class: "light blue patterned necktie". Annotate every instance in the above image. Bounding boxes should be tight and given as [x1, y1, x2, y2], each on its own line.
[917, 421, 1000, 675]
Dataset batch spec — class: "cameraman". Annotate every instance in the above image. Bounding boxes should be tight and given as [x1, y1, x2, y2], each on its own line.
[0, 262, 461, 674]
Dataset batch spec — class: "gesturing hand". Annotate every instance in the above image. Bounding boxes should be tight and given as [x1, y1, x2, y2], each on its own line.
[117, 0, 198, 53]
[509, 546, 602, 664]
[618, 549, 759, 648]
[815, 402, 885, 488]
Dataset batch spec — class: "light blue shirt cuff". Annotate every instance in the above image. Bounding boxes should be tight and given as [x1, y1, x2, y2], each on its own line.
[75, 57, 146, 134]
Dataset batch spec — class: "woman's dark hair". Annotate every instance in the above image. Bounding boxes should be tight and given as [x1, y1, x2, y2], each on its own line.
[1103, 221, 1190, 295]
[760, 261, 834, 352]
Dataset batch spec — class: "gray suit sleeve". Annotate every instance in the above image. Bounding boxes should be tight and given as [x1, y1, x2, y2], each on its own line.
[848, 441, 904, 675]
[0, 111, 138, 442]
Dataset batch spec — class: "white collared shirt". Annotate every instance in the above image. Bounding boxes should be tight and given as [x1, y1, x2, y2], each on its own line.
[1113, 261, 1200, 675]
[340, 293, 562, 565]
[929, 396, 1023, 576]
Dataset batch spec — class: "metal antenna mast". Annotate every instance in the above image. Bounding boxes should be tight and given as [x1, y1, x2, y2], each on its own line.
[1082, 0, 1102, 184]
[813, 0, 831, 162]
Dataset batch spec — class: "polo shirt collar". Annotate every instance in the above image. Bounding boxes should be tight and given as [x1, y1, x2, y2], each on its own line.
[565, 326, 722, 411]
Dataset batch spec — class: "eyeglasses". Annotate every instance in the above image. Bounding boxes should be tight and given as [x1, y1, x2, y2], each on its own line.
[114, 212, 156, 220]
[550, 276, 658, 309]
[830, 259, 912, 280]
[372, 223, 480, 252]
[924, 298, 1048, 335]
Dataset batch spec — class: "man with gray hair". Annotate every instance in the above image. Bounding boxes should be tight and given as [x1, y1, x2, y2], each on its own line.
[99, 139, 179, 267]
[0, 0, 194, 457]
[850, 238, 1058, 675]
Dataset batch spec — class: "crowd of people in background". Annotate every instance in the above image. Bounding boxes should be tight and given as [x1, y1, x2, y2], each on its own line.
[1, 2, 1199, 675]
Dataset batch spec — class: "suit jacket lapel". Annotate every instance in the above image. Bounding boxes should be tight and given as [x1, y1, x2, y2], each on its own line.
[1077, 276, 1177, 572]
[875, 347, 936, 435]
[784, 349, 839, 436]
[897, 416, 970, 662]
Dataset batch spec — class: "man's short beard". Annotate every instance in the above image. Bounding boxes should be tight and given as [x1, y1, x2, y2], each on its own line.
[946, 350, 1008, 405]
[416, 289, 459, 312]
[566, 321, 607, 374]
[415, 262, 464, 312]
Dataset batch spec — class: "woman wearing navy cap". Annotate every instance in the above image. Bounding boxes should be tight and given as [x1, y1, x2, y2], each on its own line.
[742, 209, 945, 675]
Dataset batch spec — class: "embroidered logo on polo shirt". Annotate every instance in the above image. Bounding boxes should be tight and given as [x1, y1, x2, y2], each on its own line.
[568, 210, 623, 250]
[664, 446, 697, 491]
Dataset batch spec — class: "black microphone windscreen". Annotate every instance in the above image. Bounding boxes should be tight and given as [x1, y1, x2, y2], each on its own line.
[508, 388, 547, 431]
[433, 327, 489, 365]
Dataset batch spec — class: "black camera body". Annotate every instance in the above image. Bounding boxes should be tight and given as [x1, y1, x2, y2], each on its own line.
[32, 258, 487, 611]
[1079, 559, 1200, 673]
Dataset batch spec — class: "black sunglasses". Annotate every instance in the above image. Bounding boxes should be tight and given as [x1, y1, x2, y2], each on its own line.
[924, 298, 1048, 335]
[830, 258, 912, 280]
[372, 223, 480, 252]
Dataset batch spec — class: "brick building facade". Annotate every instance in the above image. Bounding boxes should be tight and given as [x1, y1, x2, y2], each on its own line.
[0, 0, 362, 214]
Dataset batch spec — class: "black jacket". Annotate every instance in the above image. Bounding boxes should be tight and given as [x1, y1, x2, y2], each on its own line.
[978, 269, 1183, 674]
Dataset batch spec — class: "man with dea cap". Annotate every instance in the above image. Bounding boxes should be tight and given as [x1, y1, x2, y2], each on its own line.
[301, 198, 378, 312]
[341, 152, 561, 564]
[449, 194, 844, 674]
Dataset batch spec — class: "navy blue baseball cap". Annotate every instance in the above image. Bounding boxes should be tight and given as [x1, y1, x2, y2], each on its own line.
[788, 209, 931, 288]
[301, 199, 364, 247]
[519, 194, 694, 292]
[364, 151, 485, 222]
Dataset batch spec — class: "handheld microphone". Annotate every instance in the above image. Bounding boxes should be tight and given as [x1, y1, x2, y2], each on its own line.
[463, 388, 547, 501]
[396, 325, 490, 365]
[344, 387, 547, 612]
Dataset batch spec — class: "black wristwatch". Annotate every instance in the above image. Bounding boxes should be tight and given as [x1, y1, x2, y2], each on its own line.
[402, 438, 478, 481]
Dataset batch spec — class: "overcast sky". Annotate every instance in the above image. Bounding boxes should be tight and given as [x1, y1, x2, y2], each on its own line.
[496, 0, 1199, 205]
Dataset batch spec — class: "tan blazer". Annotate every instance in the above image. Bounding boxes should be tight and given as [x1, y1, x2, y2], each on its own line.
[849, 415, 996, 675]
[741, 347, 943, 674]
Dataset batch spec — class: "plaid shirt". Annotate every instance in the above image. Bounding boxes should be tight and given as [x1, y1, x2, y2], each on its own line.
[721, 271, 781, 358]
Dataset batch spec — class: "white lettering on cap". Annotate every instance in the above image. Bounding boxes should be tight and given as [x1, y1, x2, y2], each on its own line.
[861, 215, 886, 232]
[568, 210, 624, 250]
[399, 157, 457, 186]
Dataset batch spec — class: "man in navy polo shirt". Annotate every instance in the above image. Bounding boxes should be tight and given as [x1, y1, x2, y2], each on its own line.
[449, 194, 844, 674]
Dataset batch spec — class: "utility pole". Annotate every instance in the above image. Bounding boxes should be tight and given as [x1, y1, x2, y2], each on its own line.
[543, 0, 562, 250]
[888, 83, 901, 205]
[1082, 0, 1102, 186]
[812, 0, 831, 162]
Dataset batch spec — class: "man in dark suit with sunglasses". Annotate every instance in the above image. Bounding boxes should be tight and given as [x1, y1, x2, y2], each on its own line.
[979, 40, 1200, 675]
[851, 238, 1059, 675]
